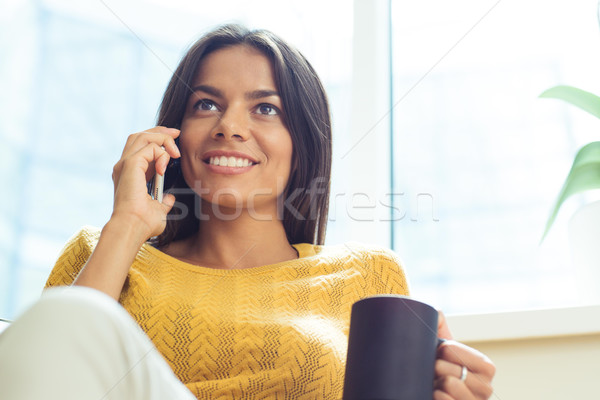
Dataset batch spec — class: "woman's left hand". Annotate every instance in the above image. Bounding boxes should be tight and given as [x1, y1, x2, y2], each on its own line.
[434, 311, 496, 400]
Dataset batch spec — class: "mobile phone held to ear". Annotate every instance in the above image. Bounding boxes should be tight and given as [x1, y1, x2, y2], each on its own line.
[150, 171, 164, 203]
[148, 140, 180, 203]
[148, 146, 166, 203]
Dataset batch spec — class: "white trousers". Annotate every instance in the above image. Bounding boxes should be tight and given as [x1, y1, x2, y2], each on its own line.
[0, 286, 196, 400]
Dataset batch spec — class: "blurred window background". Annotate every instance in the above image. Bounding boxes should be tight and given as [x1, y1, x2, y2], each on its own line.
[0, 0, 353, 318]
[1, 0, 599, 319]
[390, 0, 600, 312]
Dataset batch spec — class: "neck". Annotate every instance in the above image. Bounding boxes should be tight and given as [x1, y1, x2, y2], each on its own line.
[167, 202, 298, 269]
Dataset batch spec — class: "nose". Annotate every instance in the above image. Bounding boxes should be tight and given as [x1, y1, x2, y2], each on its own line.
[211, 106, 249, 141]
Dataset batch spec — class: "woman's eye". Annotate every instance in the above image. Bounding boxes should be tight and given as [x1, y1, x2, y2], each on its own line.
[194, 99, 218, 112]
[256, 104, 279, 116]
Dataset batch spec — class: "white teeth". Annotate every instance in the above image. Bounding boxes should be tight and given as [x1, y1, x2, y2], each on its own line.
[208, 156, 254, 168]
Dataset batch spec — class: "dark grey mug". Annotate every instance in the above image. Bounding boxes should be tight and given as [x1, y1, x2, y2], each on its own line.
[343, 295, 439, 400]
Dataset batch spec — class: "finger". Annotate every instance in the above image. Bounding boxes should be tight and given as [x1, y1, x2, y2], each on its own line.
[122, 127, 180, 159]
[141, 126, 179, 135]
[160, 193, 176, 213]
[437, 310, 453, 340]
[433, 389, 454, 400]
[434, 376, 476, 400]
[437, 341, 495, 378]
[435, 359, 482, 395]
[126, 132, 180, 161]
[112, 140, 180, 182]
[143, 145, 172, 183]
[154, 148, 172, 176]
[435, 359, 463, 380]
[119, 143, 169, 185]
[122, 127, 171, 153]
[142, 128, 181, 158]
[117, 132, 178, 182]
[436, 363, 494, 400]
[437, 344, 495, 399]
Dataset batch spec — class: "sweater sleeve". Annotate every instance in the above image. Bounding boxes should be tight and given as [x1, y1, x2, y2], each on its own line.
[364, 245, 411, 296]
[44, 226, 100, 289]
[341, 242, 410, 297]
[375, 247, 411, 296]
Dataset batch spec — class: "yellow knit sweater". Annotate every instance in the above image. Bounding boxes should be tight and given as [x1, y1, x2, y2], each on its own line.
[45, 226, 409, 399]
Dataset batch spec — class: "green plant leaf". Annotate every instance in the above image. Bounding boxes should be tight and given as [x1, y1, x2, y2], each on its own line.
[542, 141, 600, 241]
[540, 85, 600, 120]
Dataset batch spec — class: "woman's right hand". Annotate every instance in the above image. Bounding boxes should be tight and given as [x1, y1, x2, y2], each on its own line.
[74, 127, 181, 299]
[110, 126, 181, 241]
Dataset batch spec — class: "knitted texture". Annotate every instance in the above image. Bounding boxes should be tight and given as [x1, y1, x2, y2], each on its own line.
[45, 226, 409, 399]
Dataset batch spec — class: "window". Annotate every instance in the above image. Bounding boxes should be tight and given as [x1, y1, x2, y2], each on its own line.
[390, 0, 600, 312]
[0, 0, 353, 319]
[3, 0, 597, 319]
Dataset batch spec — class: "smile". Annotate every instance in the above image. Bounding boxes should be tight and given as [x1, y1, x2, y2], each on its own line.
[208, 156, 255, 168]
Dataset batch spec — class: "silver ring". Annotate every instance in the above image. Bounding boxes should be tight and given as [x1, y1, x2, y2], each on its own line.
[460, 365, 468, 382]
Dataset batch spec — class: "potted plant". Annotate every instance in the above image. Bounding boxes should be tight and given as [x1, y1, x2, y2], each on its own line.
[540, 85, 600, 240]
[540, 85, 600, 303]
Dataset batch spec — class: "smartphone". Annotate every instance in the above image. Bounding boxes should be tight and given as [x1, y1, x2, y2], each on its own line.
[150, 171, 164, 203]
[148, 141, 180, 203]
[148, 145, 166, 203]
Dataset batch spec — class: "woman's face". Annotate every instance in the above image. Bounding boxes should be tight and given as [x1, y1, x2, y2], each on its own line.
[179, 45, 293, 215]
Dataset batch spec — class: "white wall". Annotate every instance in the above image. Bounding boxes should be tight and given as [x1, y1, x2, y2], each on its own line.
[449, 305, 600, 399]
[465, 334, 600, 400]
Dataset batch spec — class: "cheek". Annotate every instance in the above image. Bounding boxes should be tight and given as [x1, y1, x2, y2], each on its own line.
[178, 129, 204, 166]
[177, 125, 193, 149]
[179, 158, 196, 192]
[259, 127, 293, 165]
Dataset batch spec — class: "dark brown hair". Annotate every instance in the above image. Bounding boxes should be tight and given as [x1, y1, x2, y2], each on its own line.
[153, 24, 331, 246]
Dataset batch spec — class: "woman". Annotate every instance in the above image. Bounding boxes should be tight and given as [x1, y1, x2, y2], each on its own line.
[0, 24, 494, 399]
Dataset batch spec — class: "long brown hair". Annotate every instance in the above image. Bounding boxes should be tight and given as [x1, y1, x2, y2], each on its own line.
[153, 24, 331, 246]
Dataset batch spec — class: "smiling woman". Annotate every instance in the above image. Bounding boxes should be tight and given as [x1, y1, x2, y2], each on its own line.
[0, 23, 494, 400]
[154, 26, 333, 249]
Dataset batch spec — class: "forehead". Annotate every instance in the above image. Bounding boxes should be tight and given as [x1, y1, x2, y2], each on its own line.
[193, 45, 276, 87]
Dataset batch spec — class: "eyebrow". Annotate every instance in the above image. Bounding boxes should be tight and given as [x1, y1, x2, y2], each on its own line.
[191, 85, 279, 101]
